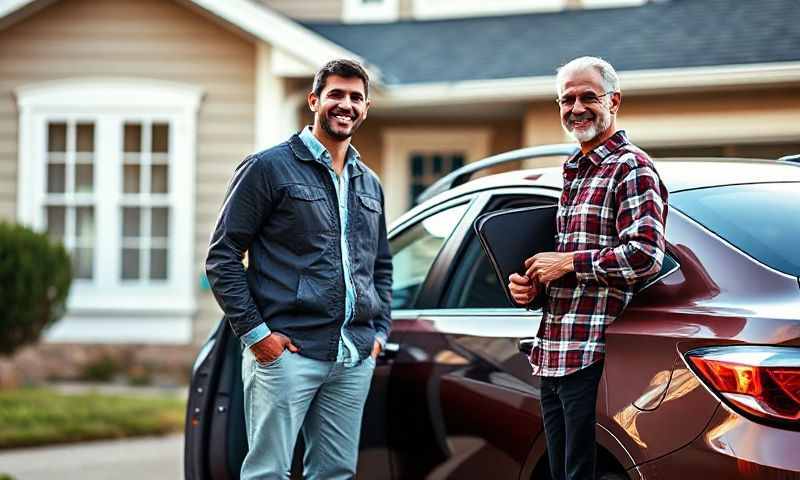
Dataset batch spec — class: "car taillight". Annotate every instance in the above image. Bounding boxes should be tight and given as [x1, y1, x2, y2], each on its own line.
[686, 346, 800, 424]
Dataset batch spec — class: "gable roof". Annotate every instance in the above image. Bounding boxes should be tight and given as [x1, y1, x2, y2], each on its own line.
[305, 0, 800, 85]
[0, 0, 370, 77]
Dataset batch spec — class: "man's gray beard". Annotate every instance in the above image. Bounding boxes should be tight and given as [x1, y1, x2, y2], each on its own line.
[567, 124, 598, 143]
[564, 111, 612, 144]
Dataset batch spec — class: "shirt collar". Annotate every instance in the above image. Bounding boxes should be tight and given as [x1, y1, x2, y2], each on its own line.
[568, 130, 630, 167]
[298, 126, 361, 169]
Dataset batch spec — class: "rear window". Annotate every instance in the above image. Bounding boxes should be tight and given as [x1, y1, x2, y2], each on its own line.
[671, 182, 800, 277]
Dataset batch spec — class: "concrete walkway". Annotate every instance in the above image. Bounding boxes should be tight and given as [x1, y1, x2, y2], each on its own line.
[0, 434, 183, 479]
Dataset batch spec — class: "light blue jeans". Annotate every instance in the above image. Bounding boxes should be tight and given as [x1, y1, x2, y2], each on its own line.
[240, 347, 376, 480]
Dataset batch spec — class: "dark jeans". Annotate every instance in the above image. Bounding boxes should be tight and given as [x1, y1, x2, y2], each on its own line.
[540, 361, 604, 480]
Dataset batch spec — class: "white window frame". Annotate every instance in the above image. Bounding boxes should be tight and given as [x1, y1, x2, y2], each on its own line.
[412, 0, 563, 20]
[15, 78, 204, 344]
[410, 0, 646, 19]
[343, 0, 399, 23]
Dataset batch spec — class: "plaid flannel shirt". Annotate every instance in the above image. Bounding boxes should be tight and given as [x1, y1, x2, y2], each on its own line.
[529, 131, 668, 377]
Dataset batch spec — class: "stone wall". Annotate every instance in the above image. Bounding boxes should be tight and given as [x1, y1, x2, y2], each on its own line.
[0, 343, 198, 388]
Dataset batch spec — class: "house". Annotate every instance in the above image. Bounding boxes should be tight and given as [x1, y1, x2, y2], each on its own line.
[0, 0, 798, 361]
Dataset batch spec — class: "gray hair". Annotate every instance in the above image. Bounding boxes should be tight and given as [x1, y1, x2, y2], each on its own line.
[556, 56, 620, 96]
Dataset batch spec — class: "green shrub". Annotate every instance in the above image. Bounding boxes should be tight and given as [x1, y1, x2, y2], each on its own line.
[81, 356, 121, 383]
[0, 222, 72, 356]
[127, 363, 155, 386]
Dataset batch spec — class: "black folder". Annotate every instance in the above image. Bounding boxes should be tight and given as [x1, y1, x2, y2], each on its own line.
[473, 205, 557, 309]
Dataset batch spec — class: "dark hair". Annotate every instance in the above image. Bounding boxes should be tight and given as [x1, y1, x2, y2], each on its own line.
[312, 59, 370, 99]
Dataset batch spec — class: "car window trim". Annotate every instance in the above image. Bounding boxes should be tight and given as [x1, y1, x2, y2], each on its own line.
[433, 187, 560, 309]
[388, 196, 474, 242]
[403, 307, 542, 317]
[413, 193, 493, 308]
[388, 195, 478, 310]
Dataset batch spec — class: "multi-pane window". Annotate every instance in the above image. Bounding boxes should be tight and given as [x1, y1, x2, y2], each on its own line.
[121, 122, 171, 281]
[409, 152, 465, 206]
[45, 121, 96, 279]
[16, 79, 201, 343]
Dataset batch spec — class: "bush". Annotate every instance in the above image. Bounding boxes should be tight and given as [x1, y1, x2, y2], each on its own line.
[80, 356, 122, 383]
[0, 222, 72, 356]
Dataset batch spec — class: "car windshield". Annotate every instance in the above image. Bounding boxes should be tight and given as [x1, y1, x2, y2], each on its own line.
[671, 182, 800, 277]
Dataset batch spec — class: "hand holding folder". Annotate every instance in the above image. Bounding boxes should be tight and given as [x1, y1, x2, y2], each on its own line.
[473, 205, 557, 310]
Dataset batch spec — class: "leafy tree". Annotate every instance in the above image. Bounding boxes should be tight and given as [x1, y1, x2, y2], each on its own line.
[0, 222, 72, 355]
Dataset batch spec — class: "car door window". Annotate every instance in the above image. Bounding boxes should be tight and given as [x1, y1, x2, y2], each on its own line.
[440, 192, 682, 309]
[444, 195, 555, 309]
[390, 203, 468, 309]
[445, 234, 508, 308]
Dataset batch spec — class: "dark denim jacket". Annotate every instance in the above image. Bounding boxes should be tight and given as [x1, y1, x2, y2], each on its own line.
[205, 134, 393, 361]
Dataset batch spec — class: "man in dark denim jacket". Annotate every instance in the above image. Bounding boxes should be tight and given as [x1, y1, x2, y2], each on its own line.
[206, 59, 392, 480]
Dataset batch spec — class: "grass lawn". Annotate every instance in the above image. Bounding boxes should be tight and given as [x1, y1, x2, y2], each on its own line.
[0, 388, 186, 449]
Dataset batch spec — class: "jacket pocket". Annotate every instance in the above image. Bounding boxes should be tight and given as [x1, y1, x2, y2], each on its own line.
[295, 273, 328, 315]
[356, 194, 382, 253]
[286, 184, 333, 234]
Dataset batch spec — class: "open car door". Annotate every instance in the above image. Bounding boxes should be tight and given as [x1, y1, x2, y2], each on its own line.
[184, 316, 246, 480]
[185, 315, 394, 480]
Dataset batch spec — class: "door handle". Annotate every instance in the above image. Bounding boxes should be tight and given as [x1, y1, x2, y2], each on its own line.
[378, 342, 400, 360]
[518, 338, 534, 356]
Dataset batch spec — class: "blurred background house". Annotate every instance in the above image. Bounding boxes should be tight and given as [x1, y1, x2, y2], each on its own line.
[0, 0, 798, 382]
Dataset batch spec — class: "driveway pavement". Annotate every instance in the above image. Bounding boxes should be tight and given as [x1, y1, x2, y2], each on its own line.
[0, 434, 183, 479]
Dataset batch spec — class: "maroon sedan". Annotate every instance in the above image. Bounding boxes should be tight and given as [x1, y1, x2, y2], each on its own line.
[185, 146, 800, 479]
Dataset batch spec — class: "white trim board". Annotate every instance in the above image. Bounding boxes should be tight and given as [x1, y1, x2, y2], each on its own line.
[45, 314, 192, 344]
[343, 0, 399, 23]
[411, 0, 646, 20]
[15, 77, 205, 111]
[0, 0, 32, 17]
[373, 62, 800, 109]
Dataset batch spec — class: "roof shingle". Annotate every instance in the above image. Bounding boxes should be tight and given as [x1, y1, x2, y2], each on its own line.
[305, 0, 800, 84]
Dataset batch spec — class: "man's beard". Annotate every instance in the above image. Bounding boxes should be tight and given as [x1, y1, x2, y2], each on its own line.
[320, 110, 363, 141]
[562, 109, 611, 143]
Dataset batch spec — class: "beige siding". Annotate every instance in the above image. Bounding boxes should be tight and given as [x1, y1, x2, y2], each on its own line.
[619, 89, 800, 149]
[522, 88, 800, 153]
[0, 0, 257, 342]
[521, 87, 800, 166]
[353, 118, 523, 178]
[398, 0, 415, 20]
[260, 0, 343, 22]
[343, 118, 523, 215]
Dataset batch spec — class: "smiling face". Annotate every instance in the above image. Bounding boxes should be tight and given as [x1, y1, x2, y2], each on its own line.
[558, 67, 621, 152]
[308, 75, 370, 142]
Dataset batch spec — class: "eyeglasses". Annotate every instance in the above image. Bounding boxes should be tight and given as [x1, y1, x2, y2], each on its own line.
[556, 91, 615, 107]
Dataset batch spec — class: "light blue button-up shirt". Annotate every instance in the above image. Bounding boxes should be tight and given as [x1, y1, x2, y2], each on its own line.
[298, 126, 360, 366]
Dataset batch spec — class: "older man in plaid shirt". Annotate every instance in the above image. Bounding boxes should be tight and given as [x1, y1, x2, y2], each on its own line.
[508, 56, 668, 480]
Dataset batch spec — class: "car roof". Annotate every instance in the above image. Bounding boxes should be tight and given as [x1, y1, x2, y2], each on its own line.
[391, 159, 800, 230]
